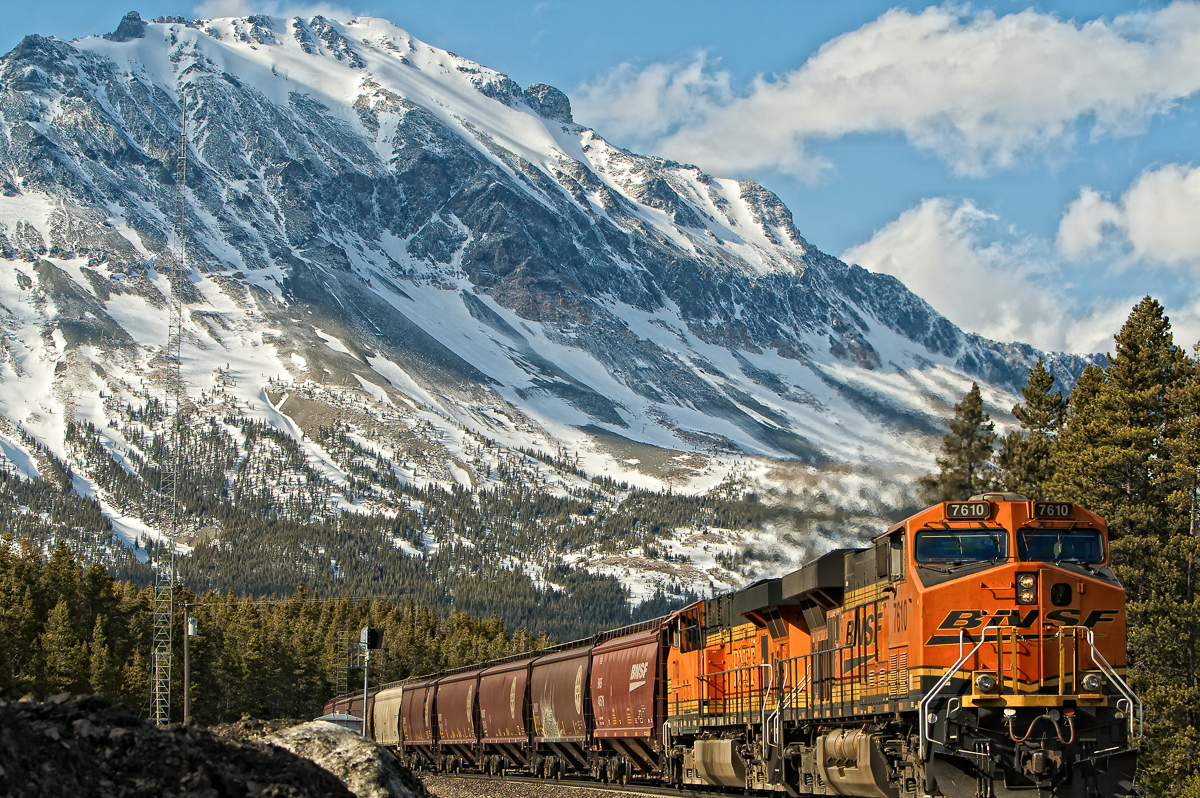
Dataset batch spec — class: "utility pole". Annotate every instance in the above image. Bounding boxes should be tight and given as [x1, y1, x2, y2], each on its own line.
[184, 609, 197, 724]
[359, 627, 382, 736]
[361, 643, 369, 737]
[151, 90, 188, 728]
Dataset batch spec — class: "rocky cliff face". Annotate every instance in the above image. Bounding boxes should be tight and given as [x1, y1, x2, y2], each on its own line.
[0, 15, 1089, 576]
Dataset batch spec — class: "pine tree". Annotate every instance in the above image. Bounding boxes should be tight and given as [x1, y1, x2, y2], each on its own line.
[998, 358, 1068, 498]
[1046, 363, 1105, 503]
[39, 598, 88, 694]
[919, 383, 997, 502]
[88, 617, 122, 698]
[1048, 297, 1199, 796]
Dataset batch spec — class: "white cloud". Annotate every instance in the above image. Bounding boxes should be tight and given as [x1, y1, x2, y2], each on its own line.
[1057, 189, 1123, 261]
[1059, 164, 1200, 267]
[575, 3, 1200, 178]
[1123, 165, 1200, 265]
[842, 198, 1137, 354]
[191, 0, 355, 21]
[575, 53, 733, 142]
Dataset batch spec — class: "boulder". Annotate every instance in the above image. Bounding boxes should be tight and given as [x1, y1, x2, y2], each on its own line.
[267, 721, 428, 798]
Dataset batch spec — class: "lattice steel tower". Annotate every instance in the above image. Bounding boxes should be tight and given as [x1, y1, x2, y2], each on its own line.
[151, 94, 188, 727]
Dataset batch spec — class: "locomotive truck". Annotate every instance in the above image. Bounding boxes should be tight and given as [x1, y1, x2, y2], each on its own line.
[324, 493, 1139, 798]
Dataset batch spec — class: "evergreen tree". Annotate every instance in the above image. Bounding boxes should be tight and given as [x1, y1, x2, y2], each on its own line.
[39, 598, 88, 695]
[919, 383, 997, 502]
[89, 617, 122, 698]
[998, 358, 1068, 498]
[1045, 363, 1105, 503]
[1049, 297, 1199, 796]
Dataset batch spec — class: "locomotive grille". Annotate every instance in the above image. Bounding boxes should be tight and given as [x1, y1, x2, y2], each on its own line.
[888, 651, 908, 696]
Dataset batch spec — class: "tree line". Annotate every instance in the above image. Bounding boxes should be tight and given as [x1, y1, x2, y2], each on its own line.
[0, 537, 564, 724]
[920, 296, 1200, 798]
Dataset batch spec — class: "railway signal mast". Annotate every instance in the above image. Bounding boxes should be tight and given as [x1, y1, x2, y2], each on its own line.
[151, 92, 188, 727]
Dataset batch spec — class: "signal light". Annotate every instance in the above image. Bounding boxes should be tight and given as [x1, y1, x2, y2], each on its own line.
[1016, 573, 1038, 604]
[1082, 674, 1103, 692]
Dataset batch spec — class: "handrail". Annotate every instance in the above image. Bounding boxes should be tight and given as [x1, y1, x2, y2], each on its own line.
[1079, 627, 1143, 740]
[767, 662, 811, 753]
[919, 626, 1002, 760]
[920, 623, 1142, 760]
[760, 662, 774, 763]
[765, 665, 787, 754]
[696, 662, 773, 698]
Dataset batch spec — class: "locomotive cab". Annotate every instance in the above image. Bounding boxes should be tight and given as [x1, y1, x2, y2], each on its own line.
[894, 494, 1139, 798]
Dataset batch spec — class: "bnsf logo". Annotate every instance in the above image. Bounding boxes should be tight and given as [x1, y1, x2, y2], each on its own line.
[629, 662, 649, 681]
[926, 608, 1121, 644]
[938, 608, 1119, 629]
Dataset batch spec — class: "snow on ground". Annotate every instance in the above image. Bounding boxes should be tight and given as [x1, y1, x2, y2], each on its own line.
[0, 430, 40, 480]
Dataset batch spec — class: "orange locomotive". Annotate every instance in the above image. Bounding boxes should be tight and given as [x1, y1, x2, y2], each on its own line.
[665, 493, 1139, 798]
[327, 493, 1139, 797]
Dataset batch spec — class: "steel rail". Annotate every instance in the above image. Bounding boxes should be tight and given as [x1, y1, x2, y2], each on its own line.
[423, 771, 732, 798]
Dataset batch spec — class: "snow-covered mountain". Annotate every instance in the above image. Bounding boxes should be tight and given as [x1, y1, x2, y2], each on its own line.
[0, 13, 1088, 603]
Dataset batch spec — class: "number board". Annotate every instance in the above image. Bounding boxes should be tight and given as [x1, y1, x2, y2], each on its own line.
[1032, 501, 1074, 519]
[945, 501, 992, 519]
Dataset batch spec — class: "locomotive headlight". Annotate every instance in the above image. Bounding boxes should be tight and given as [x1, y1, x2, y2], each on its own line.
[974, 673, 997, 693]
[1017, 573, 1038, 603]
[1082, 673, 1103, 693]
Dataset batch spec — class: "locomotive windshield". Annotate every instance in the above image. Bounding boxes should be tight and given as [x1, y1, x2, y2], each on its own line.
[1017, 527, 1104, 563]
[915, 528, 1008, 563]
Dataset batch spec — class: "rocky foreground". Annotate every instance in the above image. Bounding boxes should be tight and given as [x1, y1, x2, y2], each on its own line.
[0, 694, 426, 798]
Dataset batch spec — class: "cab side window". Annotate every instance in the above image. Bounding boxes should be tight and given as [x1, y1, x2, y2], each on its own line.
[889, 533, 905, 581]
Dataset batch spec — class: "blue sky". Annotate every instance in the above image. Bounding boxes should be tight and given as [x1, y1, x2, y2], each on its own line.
[6, 1, 1200, 354]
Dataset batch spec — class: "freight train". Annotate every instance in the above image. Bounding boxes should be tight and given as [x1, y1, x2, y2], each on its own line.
[324, 494, 1140, 798]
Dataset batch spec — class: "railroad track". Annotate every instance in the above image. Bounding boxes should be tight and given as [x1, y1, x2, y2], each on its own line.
[421, 772, 729, 798]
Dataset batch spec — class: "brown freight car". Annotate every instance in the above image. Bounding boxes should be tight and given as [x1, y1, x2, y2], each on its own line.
[324, 692, 374, 737]
[530, 645, 592, 777]
[436, 669, 483, 771]
[478, 657, 535, 774]
[400, 677, 439, 768]
[589, 623, 669, 783]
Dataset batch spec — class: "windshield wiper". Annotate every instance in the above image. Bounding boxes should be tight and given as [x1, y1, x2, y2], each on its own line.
[930, 521, 964, 553]
[974, 522, 1005, 562]
[918, 563, 954, 574]
[1053, 522, 1078, 563]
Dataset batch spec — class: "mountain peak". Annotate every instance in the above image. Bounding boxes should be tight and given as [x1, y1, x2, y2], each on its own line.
[524, 83, 573, 123]
[103, 11, 146, 43]
[0, 11, 1092, 507]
